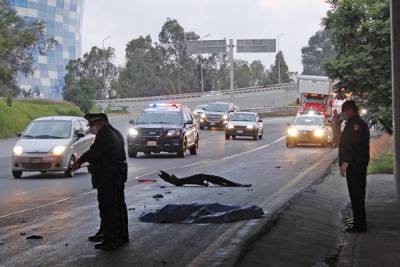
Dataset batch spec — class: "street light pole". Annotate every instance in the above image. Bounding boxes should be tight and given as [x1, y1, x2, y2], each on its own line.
[102, 36, 111, 99]
[277, 33, 284, 84]
[199, 34, 210, 94]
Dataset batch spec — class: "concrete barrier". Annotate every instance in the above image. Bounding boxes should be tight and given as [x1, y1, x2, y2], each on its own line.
[96, 83, 298, 113]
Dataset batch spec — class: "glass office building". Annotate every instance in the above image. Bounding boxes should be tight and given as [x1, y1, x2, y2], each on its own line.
[9, 0, 84, 99]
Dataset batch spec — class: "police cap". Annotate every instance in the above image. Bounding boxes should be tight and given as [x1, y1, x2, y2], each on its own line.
[84, 113, 109, 125]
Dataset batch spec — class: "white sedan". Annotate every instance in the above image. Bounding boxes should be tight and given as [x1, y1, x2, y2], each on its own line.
[225, 112, 264, 140]
[286, 114, 332, 147]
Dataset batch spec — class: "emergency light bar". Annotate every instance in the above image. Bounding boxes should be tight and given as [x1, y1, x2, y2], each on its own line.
[149, 103, 182, 108]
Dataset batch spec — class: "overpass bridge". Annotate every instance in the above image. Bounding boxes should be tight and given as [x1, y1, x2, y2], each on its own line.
[95, 83, 298, 113]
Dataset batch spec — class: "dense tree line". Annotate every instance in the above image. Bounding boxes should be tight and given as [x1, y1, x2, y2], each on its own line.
[111, 18, 291, 98]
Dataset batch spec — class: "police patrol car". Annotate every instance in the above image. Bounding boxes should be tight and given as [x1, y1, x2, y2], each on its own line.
[127, 103, 199, 158]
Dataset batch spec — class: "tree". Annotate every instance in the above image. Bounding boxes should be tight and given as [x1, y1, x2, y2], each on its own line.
[324, 0, 392, 133]
[158, 18, 199, 94]
[235, 60, 252, 88]
[0, 0, 55, 104]
[82, 47, 117, 99]
[63, 78, 98, 113]
[250, 60, 273, 86]
[115, 35, 164, 98]
[270, 51, 291, 83]
[301, 29, 336, 75]
[63, 46, 116, 111]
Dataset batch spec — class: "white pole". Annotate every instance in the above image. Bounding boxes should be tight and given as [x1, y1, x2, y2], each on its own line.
[199, 34, 210, 94]
[229, 39, 234, 104]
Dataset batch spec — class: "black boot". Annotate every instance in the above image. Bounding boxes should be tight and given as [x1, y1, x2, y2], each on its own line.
[88, 231, 104, 242]
[94, 239, 124, 250]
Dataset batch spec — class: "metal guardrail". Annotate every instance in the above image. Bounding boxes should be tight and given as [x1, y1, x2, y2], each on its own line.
[241, 106, 298, 113]
[95, 83, 296, 105]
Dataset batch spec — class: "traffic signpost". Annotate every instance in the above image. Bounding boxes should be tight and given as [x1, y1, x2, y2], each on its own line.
[186, 38, 276, 104]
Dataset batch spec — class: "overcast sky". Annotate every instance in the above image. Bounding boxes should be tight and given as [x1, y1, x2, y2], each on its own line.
[82, 0, 330, 73]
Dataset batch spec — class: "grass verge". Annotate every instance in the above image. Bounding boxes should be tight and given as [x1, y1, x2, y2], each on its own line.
[368, 153, 394, 175]
[0, 98, 82, 138]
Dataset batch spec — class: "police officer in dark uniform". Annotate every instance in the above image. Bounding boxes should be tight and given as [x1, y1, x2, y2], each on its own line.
[72, 113, 129, 250]
[339, 100, 370, 233]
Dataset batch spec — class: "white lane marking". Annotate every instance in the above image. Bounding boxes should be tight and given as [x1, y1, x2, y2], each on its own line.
[189, 150, 336, 267]
[0, 136, 286, 220]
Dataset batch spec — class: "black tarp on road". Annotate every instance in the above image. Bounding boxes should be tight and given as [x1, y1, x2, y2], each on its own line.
[139, 203, 264, 224]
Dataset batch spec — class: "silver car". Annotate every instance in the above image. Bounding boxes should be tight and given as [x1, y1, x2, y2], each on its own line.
[11, 116, 95, 178]
[225, 112, 264, 140]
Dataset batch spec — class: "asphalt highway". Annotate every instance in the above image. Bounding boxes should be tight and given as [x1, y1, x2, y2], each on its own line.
[0, 115, 338, 267]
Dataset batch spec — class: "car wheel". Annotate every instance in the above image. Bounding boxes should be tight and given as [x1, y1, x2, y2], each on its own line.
[190, 137, 198, 155]
[12, 171, 22, 179]
[200, 126, 204, 130]
[128, 150, 137, 158]
[177, 138, 187, 158]
[64, 156, 76, 178]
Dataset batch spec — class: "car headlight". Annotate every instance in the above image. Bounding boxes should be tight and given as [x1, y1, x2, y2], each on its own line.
[361, 108, 367, 115]
[222, 114, 228, 120]
[288, 127, 298, 137]
[227, 124, 234, 129]
[313, 128, 325, 137]
[128, 128, 139, 137]
[167, 129, 180, 137]
[200, 113, 206, 119]
[52, 145, 66, 156]
[13, 146, 23, 155]
[246, 125, 254, 129]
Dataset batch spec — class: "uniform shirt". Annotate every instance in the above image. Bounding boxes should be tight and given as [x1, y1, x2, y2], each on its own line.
[78, 124, 127, 188]
[339, 115, 370, 165]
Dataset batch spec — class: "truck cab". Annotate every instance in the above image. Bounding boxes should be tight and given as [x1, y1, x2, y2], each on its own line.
[297, 75, 334, 118]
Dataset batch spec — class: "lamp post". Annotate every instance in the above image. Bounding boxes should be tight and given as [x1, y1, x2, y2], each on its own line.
[277, 33, 284, 84]
[102, 35, 111, 50]
[199, 34, 210, 94]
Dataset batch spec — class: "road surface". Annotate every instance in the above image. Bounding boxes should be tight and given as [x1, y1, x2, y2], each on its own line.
[0, 115, 337, 267]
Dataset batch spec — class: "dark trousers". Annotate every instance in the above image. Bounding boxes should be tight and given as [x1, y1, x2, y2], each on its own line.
[346, 163, 367, 226]
[97, 182, 129, 242]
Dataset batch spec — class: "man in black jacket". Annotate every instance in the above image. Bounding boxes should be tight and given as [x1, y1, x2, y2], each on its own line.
[339, 101, 370, 233]
[72, 113, 128, 250]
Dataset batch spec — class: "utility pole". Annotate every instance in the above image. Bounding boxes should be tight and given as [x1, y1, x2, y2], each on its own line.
[102, 36, 111, 99]
[229, 39, 235, 104]
[277, 34, 284, 84]
[199, 34, 210, 94]
[391, 0, 400, 198]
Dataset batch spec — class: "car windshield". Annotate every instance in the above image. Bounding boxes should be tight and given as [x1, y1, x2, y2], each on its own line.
[293, 117, 324, 126]
[137, 111, 182, 125]
[206, 103, 229, 113]
[231, 113, 256, 122]
[22, 120, 72, 139]
[303, 96, 325, 104]
[196, 105, 207, 110]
